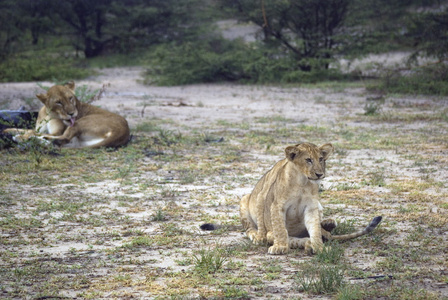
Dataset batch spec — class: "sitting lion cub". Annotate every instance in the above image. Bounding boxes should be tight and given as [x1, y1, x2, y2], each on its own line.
[202, 142, 382, 255]
[5, 82, 130, 148]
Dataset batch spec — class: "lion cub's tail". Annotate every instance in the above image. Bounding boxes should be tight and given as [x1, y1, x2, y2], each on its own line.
[200, 223, 240, 231]
[330, 216, 382, 241]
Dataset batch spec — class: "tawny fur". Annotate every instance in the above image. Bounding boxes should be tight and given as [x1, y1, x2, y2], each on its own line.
[237, 143, 381, 255]
[4, 82, 130, 148]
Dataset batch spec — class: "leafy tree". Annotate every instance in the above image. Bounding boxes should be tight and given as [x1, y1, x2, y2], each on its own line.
[54, 0, 114, 58]
[51, 0, 210, 58]
[17, 0, 54, 45]
[372, 6, 448, 96]
[219, 0, 350, 71]
[407, 7, 448, 62]
[342, 0, 444, 56]
[0, 0, 25, 56]
[0, 0, 55, 56]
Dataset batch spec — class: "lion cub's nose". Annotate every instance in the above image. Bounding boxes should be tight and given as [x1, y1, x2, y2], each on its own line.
[316, 173, 324, 179]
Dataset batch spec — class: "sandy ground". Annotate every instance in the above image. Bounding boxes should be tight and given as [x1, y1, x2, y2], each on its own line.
[1, 67, 448, 299]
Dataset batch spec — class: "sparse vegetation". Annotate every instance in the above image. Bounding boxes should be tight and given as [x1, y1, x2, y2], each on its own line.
[192, 243, 229, 275]
[1, 61, 447, 299]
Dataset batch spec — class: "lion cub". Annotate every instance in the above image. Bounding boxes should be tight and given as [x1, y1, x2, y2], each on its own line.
[239, 142, 381, 255]
[201, 143, 382, 255]
[5, 82, 130, 148]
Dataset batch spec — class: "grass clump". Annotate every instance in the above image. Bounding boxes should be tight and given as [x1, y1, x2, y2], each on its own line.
[295, 243, 346, 295]
[192, 244, 229, 275]
[296, 262, 345, 294]
[364, 101, 383, 116]
[314, 241, 345, 265]
[151, 209, 166, 221]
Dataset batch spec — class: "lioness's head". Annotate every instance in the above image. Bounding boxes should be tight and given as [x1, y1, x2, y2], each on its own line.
[285, 143, 334, 180]
[36, 82, 79, 127]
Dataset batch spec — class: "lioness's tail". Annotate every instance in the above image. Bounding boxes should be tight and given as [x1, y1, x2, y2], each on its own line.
[330, 216, 382, 241]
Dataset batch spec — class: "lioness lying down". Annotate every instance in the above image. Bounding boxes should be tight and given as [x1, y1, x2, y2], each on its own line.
[202, 143, 382, 255]
[4, 82, 130, 148]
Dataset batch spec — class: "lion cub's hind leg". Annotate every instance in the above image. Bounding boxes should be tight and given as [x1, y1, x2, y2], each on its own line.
[267, 231, 310, 250]
[285, 219, 338, 251]
[240, 194, 259, 243]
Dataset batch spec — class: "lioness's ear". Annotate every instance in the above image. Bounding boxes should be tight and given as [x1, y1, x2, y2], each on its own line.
[285, 146, 299, 161]
[36, 93, 48, 105]
[320, 143, 334, 160]
[65, 81, 75, 92]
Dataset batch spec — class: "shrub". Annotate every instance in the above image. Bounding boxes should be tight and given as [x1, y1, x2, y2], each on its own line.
[143, 39, 353, 85]
[371, 63, 448, 96]
[0, 55, 90, 82]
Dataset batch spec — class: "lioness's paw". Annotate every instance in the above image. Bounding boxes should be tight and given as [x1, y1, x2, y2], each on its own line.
[35, 136, 52, 145]
[268, 244, 289, 255]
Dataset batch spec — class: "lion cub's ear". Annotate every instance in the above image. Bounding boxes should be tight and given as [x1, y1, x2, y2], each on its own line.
[285, 145, 300, 161]
[64, 81, 75, 92]
[319, 143, 334, 160]
[36, 93, 48, 105]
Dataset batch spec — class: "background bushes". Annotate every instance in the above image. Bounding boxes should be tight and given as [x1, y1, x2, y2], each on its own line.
[373, 64, 448, 96]
[144, 38, 355, 85]
[0, 55, 90, 83]
[0, 0, 447, 95]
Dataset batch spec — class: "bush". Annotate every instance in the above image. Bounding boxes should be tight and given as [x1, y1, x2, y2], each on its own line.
[0, 55, 91, 82]
[372, 63, 448, 96]
[143, 39, 353, 85]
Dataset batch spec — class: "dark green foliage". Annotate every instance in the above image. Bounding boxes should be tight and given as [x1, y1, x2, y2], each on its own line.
[144, 39, 355, 85]
[0, 0, 211, 59]
[372, 64, 448, 96]
[1, 0, 447, 90]
[0, 0, 62, 59]
[367, 6, 448, 96]
[0, 55, 90, 82]
[407, 7, 448, 61]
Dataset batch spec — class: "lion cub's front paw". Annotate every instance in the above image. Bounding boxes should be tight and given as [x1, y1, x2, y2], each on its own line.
[268, 244, 289, 255]
[252, 235, 267, 245]
[305, 240, 324, 255]
[246, 230, 266, 245]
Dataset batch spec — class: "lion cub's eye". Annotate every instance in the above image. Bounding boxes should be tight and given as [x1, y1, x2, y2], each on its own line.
[319, 157, 324, 162]
[306, 158, 313, 163]
[55, 101, 62, 106]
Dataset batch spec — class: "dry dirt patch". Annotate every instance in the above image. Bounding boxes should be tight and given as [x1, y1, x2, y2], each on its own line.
[0, 67, 447, 299]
